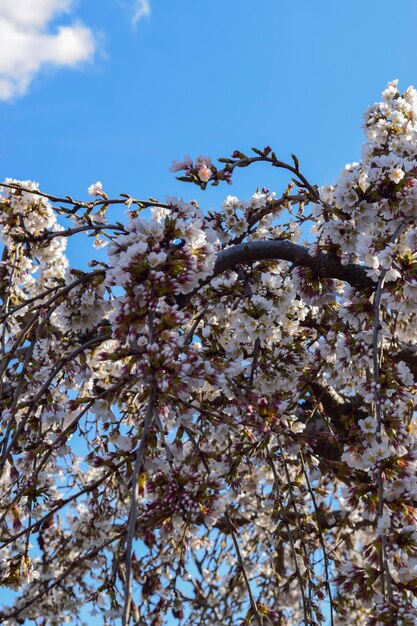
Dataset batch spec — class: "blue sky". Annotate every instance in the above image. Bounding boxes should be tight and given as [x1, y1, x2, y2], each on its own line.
[2, 0, 417, 227]
[2, 0, 417, 622]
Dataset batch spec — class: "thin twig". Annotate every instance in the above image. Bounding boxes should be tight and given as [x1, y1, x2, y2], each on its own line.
[121, 388, 156, 626]
[0, 331, 112, 475]
[0, 181, 172, 211]
[224, 511, 262, 626]
[299, 452, 334, 626]
[122, 310, 157, 626]
[371, 221, 409, 601]
[268, 451, 310, 626]
[0, 531, 125, 621]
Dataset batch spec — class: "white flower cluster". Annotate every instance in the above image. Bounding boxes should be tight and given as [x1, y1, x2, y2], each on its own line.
[0, 179, 68, 296]
[53, 271, 112, 333]
[312, 82, 417, 621]
[170, 155, 214, 183]
[105, 199, 224, 401]
[315, 81, 417, 299]
[106, 199, 216, 300]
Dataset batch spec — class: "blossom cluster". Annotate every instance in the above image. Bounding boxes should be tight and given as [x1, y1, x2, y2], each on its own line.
[170, 155, 216, 184]
[0, 180, 68, 296]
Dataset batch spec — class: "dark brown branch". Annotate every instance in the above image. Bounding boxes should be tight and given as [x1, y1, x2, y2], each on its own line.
[308, 381, 366, 431]
[214, 240, 373, 290]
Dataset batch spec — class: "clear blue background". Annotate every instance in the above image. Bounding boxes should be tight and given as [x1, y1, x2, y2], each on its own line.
[2, 0, 417, 623]
[2, 0, 417, 233]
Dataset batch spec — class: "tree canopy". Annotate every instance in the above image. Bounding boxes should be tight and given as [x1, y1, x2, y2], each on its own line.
[1, 80, 417, 625]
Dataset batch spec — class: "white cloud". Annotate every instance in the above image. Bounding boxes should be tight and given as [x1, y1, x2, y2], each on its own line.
[132, 0, 151, 26]
[0, 0, 95, 101]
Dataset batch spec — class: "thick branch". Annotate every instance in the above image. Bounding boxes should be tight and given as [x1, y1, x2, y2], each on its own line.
[308, 381, 366, 431]
[214, 240, 373, 290]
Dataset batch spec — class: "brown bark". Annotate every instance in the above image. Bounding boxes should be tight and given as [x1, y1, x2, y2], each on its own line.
[214, 240, 373, 290]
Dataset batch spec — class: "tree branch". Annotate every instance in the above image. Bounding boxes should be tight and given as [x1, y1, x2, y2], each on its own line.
[214, 240, 373, 290]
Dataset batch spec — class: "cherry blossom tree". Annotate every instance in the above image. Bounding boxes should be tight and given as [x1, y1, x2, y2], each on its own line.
[1, 80, 417, 626]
